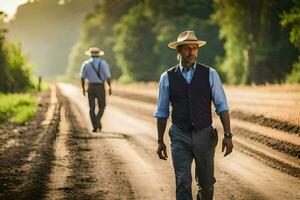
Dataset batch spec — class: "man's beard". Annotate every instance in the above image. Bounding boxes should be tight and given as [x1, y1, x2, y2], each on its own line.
[187, 55, 197, 62]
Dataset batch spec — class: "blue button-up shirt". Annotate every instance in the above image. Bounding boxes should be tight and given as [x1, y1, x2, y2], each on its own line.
[80, 57, 111, 84]
[154, 62, 229, 118]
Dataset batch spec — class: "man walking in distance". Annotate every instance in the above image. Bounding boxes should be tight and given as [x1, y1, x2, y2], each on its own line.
[81, 47, 112, 132]
[155, 31, 233, 200]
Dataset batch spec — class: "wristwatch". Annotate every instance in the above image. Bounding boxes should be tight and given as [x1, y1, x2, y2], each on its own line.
[224, 132, 233, 139]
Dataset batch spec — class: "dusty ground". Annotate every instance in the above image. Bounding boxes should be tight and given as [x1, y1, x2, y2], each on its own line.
[112, 83, 300, 130]
[45, 89, 135, 199]
[56, 83, 300, 200]
[0, 89, 59, 199]
[109, 88, 300, 178]
[0, 83, 299, 199]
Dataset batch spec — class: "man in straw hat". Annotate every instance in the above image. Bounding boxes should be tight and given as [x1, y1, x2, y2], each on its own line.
[155, 31, 233, 200]
[80, 47, 112, 132]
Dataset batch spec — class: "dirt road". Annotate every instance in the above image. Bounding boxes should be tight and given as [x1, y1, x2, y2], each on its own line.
[1, 83, 299, 199]
[45, 83, 299, 200]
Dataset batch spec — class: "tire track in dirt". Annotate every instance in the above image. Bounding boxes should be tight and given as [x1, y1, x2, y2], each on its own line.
[57, 83, 300, 200]
[230, 110, 300, 135]
[101, 105, 268, 200]
[0, 86, 60, 199]
[45, 106, 71, 199]
[112, 88, 300, 134]
[107, 94, 300, 178]
[107, 95, 300, 199]
[49, 87, 135, 200]
[231, 121, 300, 159]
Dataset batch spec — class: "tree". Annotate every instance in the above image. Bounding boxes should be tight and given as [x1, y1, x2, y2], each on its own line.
[113, 2, 158, 82]
[113, 0, 225, 82]
[150, 0, 225, 79]
[67, 0, 136, 79]
[213, 0, 297, 84]
[67, 0, 224, 82]
[0, 30, 33, 92]
[281, 1, 300, 83]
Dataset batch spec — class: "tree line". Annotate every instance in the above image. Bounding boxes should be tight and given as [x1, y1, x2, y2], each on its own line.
[67, 0, 299, 84]
[0, 12, 33, 93]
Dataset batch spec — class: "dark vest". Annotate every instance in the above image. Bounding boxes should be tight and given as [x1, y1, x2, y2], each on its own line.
[168, 63, 212, 131]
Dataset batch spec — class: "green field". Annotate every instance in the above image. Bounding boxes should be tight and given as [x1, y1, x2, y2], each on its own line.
[0, 93, 37, 124]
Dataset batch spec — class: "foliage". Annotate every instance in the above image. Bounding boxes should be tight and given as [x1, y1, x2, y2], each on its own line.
[68, 0, 224, 82]
[0, 93, 37, 124]
[0, 29, 33, 92]
[113, 2, 158, 82]
[286, 57, 300, 83]
[67, 0, 135, 79]
[212, 0, 297, 84]
[281, 2, 300, 83]
[15, 0, 298, 85]
[281, 6, 300, 49]
[149, 0, 225, 78]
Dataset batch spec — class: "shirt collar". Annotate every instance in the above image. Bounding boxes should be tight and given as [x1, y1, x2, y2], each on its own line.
[91, 57, 101, 62]
[179, 62, 196, 72]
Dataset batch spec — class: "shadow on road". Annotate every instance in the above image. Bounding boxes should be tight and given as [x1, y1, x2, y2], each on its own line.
[70, 131, 132, 140]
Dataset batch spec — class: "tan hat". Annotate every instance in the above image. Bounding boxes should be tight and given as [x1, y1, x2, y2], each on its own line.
[85, 47, 105, 56]
[168, 31, 206, 49]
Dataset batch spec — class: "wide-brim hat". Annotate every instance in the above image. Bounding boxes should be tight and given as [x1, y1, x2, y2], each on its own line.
[168, 31, 206, 49]
[85, 47, 105, 56]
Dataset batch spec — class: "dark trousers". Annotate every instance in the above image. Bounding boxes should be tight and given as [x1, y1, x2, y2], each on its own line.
[88, 83, 106, 129]
[169, 124, 218, 200]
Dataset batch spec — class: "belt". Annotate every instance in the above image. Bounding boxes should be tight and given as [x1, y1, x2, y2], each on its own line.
[191, 124, 214, 132]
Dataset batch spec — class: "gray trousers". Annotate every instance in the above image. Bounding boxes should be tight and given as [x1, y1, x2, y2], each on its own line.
[169, 124, 218, 200]
[87, 83, 105, 129]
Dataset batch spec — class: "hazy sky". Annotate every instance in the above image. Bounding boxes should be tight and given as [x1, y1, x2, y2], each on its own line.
[0, 0, 28, 20]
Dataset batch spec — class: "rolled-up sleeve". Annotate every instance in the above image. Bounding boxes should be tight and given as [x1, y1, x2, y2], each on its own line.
[209, 68, 229, 115]
[154, 71, 170, 118]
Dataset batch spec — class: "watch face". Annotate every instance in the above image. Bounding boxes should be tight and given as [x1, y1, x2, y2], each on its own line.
[224, 132, 233, 138]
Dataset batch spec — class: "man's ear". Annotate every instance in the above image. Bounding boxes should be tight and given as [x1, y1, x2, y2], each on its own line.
[176, 46, 182, 61]
[177, 53, 181, 61]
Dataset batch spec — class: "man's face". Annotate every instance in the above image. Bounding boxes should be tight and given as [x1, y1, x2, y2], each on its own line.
[178, 44, 198, 64]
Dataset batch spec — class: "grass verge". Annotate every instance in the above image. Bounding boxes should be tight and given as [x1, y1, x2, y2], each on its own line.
[0, 93, 37, 124]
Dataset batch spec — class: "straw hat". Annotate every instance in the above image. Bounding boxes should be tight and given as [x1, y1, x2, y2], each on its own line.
[85, 47, 104, 56]
[168, 31, 206, 49]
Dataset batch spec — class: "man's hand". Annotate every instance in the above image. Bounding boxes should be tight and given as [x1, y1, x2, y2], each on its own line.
[82, 90, 86, 96]
[108, 87, 112, 95]
[222, 137, 233, 157]
[157, 141, 168, 160]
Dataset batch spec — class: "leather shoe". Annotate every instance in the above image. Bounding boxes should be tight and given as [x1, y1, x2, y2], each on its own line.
[92, 128, 97, 132]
